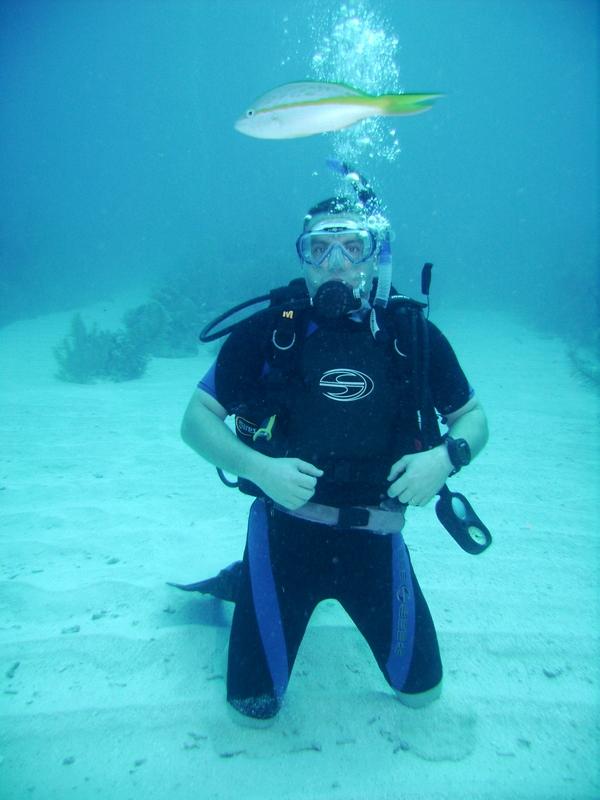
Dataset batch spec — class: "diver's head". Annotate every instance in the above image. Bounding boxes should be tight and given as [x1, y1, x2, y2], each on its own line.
[296, 196, 384, 315]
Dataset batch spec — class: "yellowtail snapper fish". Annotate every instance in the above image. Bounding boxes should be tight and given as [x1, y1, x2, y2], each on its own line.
[234, 80, 442, 140]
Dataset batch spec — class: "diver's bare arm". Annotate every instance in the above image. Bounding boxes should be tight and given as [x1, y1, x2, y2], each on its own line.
[180, 390, 270, 485]
[387, 396, 489, 505]
[180, 390, 322, 509]
[444, 397, 489, 460]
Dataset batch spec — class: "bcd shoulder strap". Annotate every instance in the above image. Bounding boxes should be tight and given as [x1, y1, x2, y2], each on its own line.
[385, 295, 442, 449]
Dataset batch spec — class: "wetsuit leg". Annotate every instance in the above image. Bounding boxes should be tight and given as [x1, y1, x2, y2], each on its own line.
[226, 501, 318, 719]
[335, 530, 443, 695]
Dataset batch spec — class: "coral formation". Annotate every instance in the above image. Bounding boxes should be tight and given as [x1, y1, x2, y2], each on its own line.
[54, 267, 212, 383]
[54, 313, 148, 383]
[568, 329, 600, 389]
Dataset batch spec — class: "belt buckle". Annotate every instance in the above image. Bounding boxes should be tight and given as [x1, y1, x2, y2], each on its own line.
[336, 506, 370, 529]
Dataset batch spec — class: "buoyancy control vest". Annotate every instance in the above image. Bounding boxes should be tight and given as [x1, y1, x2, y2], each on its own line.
[201, 275, 493, 554]
[219, 284, 441, 507]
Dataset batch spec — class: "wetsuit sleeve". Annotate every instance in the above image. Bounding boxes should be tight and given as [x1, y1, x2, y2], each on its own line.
[197, 361, 217, 398]
[426, 322, 474, 416]
[196, 312, 271, 415]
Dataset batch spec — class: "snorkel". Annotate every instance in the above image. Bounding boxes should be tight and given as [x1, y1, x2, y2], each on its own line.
[325, 159, 392, 309]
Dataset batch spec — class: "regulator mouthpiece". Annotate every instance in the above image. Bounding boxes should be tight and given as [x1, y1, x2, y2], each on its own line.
[312, 281, 361, 320]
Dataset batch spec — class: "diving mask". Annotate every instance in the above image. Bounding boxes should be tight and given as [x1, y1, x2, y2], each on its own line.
[296, 223, 377, 268]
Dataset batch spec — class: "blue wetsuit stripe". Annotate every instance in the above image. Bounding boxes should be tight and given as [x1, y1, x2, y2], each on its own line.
[247, 500, 289, 700]
[197, 362, 217, 397]
[385, 534, 416, 689]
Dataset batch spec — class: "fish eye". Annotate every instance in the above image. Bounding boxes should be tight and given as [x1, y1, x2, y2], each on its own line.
[246, 109, 254, 118]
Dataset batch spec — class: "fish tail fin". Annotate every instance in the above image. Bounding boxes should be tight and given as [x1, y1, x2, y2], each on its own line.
[377, 92, 442, 116]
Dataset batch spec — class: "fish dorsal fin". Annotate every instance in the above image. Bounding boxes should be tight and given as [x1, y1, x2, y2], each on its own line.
[251, 81, 368, 112]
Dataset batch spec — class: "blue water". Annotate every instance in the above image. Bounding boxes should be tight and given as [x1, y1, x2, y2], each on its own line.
[1, 0, 597, 344]
[1, 4, 599, 798]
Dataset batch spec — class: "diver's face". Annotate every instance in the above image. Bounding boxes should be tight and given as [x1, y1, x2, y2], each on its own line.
[300, 217, 377, 299]
[303, 243, 375, 298]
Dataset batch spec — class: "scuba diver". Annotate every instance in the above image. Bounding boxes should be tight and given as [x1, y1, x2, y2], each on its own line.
[178, 165, 489, 723]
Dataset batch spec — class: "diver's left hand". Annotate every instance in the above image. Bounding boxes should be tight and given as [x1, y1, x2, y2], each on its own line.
[387, 446, 453, 507]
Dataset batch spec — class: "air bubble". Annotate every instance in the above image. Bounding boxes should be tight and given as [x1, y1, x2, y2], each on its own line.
[308, 0, 403, 165]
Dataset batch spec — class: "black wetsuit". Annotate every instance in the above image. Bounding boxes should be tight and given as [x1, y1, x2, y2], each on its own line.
[198, 308, 472, 719]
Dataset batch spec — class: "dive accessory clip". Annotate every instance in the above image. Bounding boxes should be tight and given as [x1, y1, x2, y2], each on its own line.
[435, 485, 492, 555]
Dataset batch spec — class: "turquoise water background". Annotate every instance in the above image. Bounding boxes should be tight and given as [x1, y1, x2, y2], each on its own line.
[0, 5, 599, 797]
[1, 0, 598, 341]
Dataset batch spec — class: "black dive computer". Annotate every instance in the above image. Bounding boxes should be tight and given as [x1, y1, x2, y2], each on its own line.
[444, 436, 471, 475]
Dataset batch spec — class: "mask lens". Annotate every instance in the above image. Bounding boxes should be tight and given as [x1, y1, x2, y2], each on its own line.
[296, 229, 375, 267]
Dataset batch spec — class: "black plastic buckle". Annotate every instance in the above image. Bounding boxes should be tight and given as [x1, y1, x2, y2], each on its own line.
[337, 507, 370, 529]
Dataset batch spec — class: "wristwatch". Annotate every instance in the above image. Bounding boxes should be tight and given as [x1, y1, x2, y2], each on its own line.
[444, 436, 471, 475]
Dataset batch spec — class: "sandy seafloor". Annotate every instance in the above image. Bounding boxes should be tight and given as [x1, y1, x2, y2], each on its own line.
[0, 297, 598, 800]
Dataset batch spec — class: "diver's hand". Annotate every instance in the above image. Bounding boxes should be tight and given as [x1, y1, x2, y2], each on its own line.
[387, 447, 452, 507]
[253, 457, 323, 510]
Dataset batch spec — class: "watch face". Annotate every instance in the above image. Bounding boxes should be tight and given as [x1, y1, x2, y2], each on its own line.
[456, 439, 471, 467]
[448, 437, 471, 468]
[456, 439, 471, 465]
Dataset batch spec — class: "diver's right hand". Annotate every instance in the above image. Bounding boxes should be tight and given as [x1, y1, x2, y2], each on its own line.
[253, 457, 323, 510]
